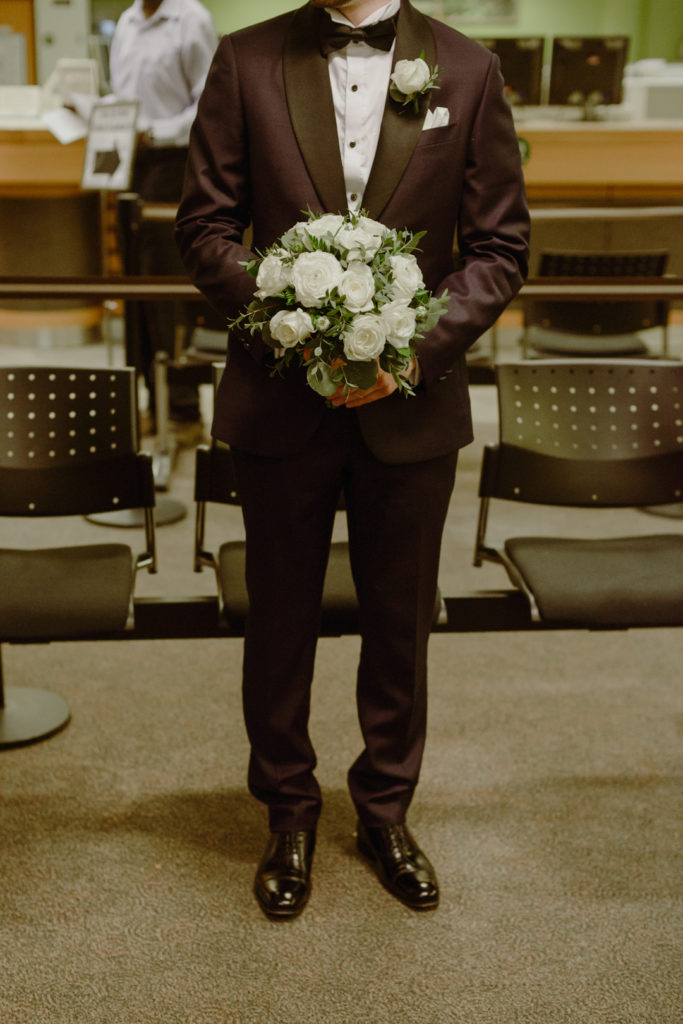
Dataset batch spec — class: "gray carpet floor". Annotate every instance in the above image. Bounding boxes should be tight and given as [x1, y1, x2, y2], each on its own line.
[1, 329, 682, 1023]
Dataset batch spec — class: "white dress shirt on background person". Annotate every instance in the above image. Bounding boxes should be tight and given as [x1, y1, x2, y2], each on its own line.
[109, 0, 218, 147]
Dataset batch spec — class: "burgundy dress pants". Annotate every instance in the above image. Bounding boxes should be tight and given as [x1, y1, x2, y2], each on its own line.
[230, 405, 457, 832]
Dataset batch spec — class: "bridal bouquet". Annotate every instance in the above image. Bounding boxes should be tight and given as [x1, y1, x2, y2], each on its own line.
[229, 209, 449, 398]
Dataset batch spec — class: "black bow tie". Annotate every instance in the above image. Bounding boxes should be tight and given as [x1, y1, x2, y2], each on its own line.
[318, 16, 397, 57]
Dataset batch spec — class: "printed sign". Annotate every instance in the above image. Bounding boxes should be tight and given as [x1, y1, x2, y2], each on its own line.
[81, 100, 138, 192]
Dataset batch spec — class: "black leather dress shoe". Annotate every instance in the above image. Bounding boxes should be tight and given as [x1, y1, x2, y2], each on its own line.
[254, 830, 315, 919]
[357, 821, 439, 910]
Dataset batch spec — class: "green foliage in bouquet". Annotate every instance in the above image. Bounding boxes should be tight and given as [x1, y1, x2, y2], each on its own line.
[229, 209, 450, 399]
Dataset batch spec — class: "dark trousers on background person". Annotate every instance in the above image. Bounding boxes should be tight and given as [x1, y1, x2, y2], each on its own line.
[129, 146, 201, 425]
[230, 406, 458, 833]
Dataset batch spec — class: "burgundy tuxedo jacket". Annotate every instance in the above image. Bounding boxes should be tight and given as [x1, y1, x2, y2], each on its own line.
[175, 0, 530, 464]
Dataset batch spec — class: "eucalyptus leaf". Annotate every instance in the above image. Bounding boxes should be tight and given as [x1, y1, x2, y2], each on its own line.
[307, 362, 339, 397]
[344, 360, 379, 390]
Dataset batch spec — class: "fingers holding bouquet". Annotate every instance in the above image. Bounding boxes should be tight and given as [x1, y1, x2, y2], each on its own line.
[329, 360, 417, 408]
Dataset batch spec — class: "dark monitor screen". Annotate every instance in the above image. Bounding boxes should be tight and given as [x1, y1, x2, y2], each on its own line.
[549, 36, 630, 108]
[475, 37, 544, 106]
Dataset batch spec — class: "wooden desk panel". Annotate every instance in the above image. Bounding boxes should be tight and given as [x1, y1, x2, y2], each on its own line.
[520, 124, 683, 203]
[0, 130, 86, 196]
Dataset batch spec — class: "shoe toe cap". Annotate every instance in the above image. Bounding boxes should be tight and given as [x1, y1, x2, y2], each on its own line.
[394, 869, 439, 908]
[256, 875, 310, 916]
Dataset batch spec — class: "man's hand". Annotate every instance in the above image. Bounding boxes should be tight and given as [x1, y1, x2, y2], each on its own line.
[329, 359, 416, 409]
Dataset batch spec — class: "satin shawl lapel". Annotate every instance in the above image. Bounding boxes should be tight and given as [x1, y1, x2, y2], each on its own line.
[362, 1, 437, 219]
[283, 5, 348, 214]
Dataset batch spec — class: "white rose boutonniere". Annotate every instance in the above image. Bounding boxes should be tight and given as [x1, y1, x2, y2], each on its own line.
[390, 52, 441, 114]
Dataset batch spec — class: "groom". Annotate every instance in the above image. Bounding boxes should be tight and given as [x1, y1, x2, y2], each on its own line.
[175, 0, 529, 919]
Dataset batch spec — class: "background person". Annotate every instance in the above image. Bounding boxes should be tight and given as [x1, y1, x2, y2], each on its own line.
[110, 0, 218, 441]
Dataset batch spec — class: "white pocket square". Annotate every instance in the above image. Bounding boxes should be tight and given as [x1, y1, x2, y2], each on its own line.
[423, 106, 450, 130]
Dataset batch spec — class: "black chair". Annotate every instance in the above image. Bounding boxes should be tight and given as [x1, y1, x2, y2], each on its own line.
[473, 359, 683, 626]
[193, 366, 445, 634]
[520, 250, 671, 358]
[0, 366, 157, 747]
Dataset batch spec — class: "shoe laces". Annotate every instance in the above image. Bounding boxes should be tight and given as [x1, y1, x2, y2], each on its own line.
[384, 824, 414, 863]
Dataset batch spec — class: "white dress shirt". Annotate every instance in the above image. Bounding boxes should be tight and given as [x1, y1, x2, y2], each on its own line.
[109, 0, 217, 146]
[326, 0, 401, 212]
[326, 0, 420, 386]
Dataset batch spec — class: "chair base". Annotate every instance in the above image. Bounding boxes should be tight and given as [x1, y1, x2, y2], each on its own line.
[1, 685, 71, 749]
[85, 496, 187, 528]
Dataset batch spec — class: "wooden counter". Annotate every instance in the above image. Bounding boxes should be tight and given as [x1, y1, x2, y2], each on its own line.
[0, 126, 86, 197]
[518, 121, 683, 204]
[2, 118, 683, 203]
[0, 124, 101, 338]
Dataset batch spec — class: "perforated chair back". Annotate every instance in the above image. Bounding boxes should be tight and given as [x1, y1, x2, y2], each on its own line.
[0, 366, 155, 517]
[486, 360, 683, 507]
[474, 360, 683, 626]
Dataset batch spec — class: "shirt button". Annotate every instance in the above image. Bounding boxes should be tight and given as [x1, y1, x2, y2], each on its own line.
[350, 193, 358, 202]
[351, 84, 358, 92]
[349, 140, 356, 148]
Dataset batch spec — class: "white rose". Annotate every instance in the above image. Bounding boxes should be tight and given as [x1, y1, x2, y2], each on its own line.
[379, 300, 417, 348]
[357, 216, 393, 242]
[390, 58, 431, 97]
[292, 214, 345, 250]
[291, 250, 344, 307]
[303, 214, 345, 241]
[269, 308, 314, 348]
[342, 313, 387, 362]
[255, 253, 291, 298]
[339, 262, 376, 313]
[389, 252, 424, 302]
[336, 225, 382, 262]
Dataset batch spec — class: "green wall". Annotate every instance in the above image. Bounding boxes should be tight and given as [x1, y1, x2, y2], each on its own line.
[204, 0, 683, 61]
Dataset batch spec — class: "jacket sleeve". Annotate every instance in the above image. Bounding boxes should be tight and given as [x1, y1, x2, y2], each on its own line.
[416, 53, 530, 387]
[174, 35, 258, 322]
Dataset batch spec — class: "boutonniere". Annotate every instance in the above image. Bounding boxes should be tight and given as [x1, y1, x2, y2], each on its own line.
[389, 52, 441, 114]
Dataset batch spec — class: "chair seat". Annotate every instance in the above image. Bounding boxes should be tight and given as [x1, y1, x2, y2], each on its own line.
[218, 539, 359, 629]
[0, 544, 135, 640]
[505, 534, 683, 625]
[218, 539, 445, 631]
[186, 327, 227, 362]
[525, 326, 649, 356]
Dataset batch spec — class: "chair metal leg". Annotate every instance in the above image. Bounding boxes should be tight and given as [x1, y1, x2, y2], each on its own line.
[0, 646, 71, 749]
[151, 351, 176, 493]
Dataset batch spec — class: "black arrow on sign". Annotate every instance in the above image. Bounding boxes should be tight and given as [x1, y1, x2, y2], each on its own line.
[93, 145, 121, 176]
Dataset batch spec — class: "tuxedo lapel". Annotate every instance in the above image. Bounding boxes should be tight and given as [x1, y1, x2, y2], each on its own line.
[362, 1, 437, 219]
[283, 5, 348, 214]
